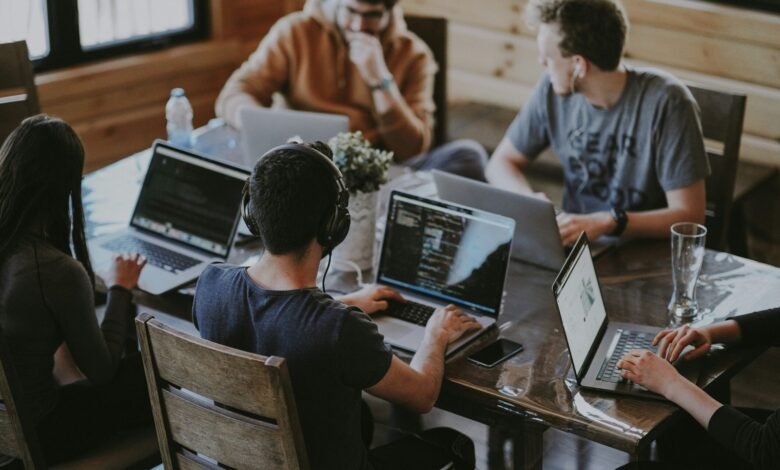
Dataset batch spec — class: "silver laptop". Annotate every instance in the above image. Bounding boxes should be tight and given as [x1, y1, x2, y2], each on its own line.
[373, 191, 515, 356]
[240, 107, 349, 161]
[552, 232, 699, 399]
[433, 170, 565, 270]
[88, 141, 248, 295]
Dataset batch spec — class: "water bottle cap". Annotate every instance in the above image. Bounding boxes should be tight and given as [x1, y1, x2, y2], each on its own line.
[170, 88, 186, 97]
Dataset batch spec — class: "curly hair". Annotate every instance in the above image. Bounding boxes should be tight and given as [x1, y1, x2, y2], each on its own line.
[526, 0, 628, 71]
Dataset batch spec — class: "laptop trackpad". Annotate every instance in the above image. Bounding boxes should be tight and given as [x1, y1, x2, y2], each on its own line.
[379, 321, 418, 340]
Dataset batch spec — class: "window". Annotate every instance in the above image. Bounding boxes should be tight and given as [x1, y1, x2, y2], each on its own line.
[0, 0, 209, 71]
[0, 0, 49, 59]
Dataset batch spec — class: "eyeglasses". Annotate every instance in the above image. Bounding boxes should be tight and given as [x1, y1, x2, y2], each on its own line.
[342, 5, 387, 22]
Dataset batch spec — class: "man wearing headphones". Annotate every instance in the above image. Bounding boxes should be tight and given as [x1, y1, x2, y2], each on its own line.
[192, 142, 478, 469]
[486, 0, 709, 246]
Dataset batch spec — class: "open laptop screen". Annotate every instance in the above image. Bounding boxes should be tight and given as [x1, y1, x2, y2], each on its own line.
[130, 143, 248, 257]
[377, 192, 514, 316]
[553, 237, 608, 376]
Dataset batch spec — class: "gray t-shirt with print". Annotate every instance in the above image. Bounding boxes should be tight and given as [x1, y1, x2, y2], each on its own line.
[506, 67, 709, 213]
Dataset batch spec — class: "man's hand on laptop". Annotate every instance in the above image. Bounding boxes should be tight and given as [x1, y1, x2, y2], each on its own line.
[104, 253, 147, 290]
[425, 305, 482, 345]
[557, 211, 615, 246]
[338, 284, 405, 315]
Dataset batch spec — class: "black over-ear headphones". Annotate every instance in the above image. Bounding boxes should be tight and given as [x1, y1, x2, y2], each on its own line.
[241, 143, 351, 254]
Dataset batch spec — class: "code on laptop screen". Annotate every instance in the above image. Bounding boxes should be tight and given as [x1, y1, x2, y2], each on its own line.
[131, 146, 247, 257]
[377, 193, 514, 315]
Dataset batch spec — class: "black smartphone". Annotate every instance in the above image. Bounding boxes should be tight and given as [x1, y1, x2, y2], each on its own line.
[467, 338, 524, 368]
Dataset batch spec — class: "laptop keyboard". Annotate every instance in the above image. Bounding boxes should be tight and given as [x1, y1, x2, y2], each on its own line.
[597, 330, 655, 383]
[385, 300, 435, 326]
[101, 235, 200, 273]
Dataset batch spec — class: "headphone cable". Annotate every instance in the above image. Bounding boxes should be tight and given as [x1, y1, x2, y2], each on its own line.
[321, 252, 332, 294]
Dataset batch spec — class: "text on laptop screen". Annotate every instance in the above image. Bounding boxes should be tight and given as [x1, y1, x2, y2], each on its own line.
[131, 146, 247, 257]
[555, 242, 607, 375]
[377, 193, 514, 315]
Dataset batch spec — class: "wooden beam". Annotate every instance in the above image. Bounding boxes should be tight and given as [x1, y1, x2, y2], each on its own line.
[449, 23, 542, 86]
[36, 41, 243, 102]
[623, 0, 780, 49]
[625, 23, 780, 89]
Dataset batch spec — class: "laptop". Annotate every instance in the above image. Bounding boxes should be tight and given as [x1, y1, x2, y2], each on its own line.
[88, 141, 248, 295]
[552, 232, 699, 399]
[433, 170, 614, 270]
[240, 107, 349, 161]
[373, 191, 515, 356]
[433, 170, 565, 270]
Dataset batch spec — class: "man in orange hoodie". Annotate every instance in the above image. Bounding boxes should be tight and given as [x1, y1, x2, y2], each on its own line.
[216, 0, 487, 180]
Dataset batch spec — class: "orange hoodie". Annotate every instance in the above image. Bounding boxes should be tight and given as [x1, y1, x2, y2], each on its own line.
[215, 0, 437, 161]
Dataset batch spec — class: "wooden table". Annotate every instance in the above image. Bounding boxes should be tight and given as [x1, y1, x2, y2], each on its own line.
[84, 144, 780, 469]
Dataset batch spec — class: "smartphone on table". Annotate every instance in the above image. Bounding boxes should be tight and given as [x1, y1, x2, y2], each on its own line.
[467, 338, 524, 368]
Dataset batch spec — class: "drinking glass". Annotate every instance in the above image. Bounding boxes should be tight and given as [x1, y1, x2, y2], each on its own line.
[668, 222, 707, 325]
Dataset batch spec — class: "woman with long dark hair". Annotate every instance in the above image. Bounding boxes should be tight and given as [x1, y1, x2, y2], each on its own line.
[0, 115, 152, 463]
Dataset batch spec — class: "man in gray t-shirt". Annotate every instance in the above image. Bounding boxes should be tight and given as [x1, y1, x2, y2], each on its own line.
[486, 0, 709, 246]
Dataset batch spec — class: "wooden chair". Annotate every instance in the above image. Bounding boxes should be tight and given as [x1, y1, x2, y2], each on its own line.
[0, 327, 159, 469]
[0, 41, 40, 145]
[405, 16, 448, 148]
[687, 83, 747, 251]
[136, 313, 309, 470]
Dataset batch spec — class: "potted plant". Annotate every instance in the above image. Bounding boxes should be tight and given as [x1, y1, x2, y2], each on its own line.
[329, 131, 393, 270]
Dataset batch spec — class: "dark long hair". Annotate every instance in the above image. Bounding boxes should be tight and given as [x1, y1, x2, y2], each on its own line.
[0, 115, 93, 284]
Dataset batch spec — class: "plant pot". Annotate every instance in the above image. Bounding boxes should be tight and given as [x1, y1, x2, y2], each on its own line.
[332, 190, 378, 271]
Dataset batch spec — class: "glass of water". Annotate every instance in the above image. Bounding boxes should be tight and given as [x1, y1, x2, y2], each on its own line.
[668, 222, 707, 325]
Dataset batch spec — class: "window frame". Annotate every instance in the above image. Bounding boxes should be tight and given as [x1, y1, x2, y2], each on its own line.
[33, 0, 210, 72]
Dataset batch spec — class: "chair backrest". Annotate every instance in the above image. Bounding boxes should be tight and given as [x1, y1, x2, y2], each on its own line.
[0, 328, 48, 469]
[136, 314, 309, 470]
[405, 16, 448, 149]
[0, 41, 40, 145]
[686, 83, 747, 251]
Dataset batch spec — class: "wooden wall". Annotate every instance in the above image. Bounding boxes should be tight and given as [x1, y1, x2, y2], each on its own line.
[33, 0, 780, 171]
[401, 0, 780, 167]
[35, 0, 295, 173]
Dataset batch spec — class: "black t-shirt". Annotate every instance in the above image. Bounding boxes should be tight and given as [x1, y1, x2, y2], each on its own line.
[193, 264, 393, 470]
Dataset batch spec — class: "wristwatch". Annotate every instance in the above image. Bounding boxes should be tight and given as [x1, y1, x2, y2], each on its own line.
[369, 74, 394, 91]
[610, 207, 628, 236]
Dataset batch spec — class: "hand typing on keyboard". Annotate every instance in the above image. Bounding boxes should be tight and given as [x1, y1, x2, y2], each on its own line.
[425, 305, 482, 345]
[654, 324, 713, 363]
[616, 350, 682, 397]
[102, 253, 147, 290]
[338, 284, 405, 315]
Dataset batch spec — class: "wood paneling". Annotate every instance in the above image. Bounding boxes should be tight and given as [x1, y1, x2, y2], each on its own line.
[404, 0, 780, 166]
[35, 1, 291, 172]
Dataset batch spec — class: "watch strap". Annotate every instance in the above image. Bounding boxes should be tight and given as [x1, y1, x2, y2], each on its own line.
[369, 75, 394, 91]
[610, 207, 628, 236]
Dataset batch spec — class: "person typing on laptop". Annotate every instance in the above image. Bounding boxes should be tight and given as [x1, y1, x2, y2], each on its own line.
[193, 141, 479, 469]
[485, 0, 709, 246]
[215, 0, 488, 180]
[616, 309, 780, 469]
[0, 116, 153, 464]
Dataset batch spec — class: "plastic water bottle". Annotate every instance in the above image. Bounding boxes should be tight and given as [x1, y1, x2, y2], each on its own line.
[165, 88, 193, 148]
